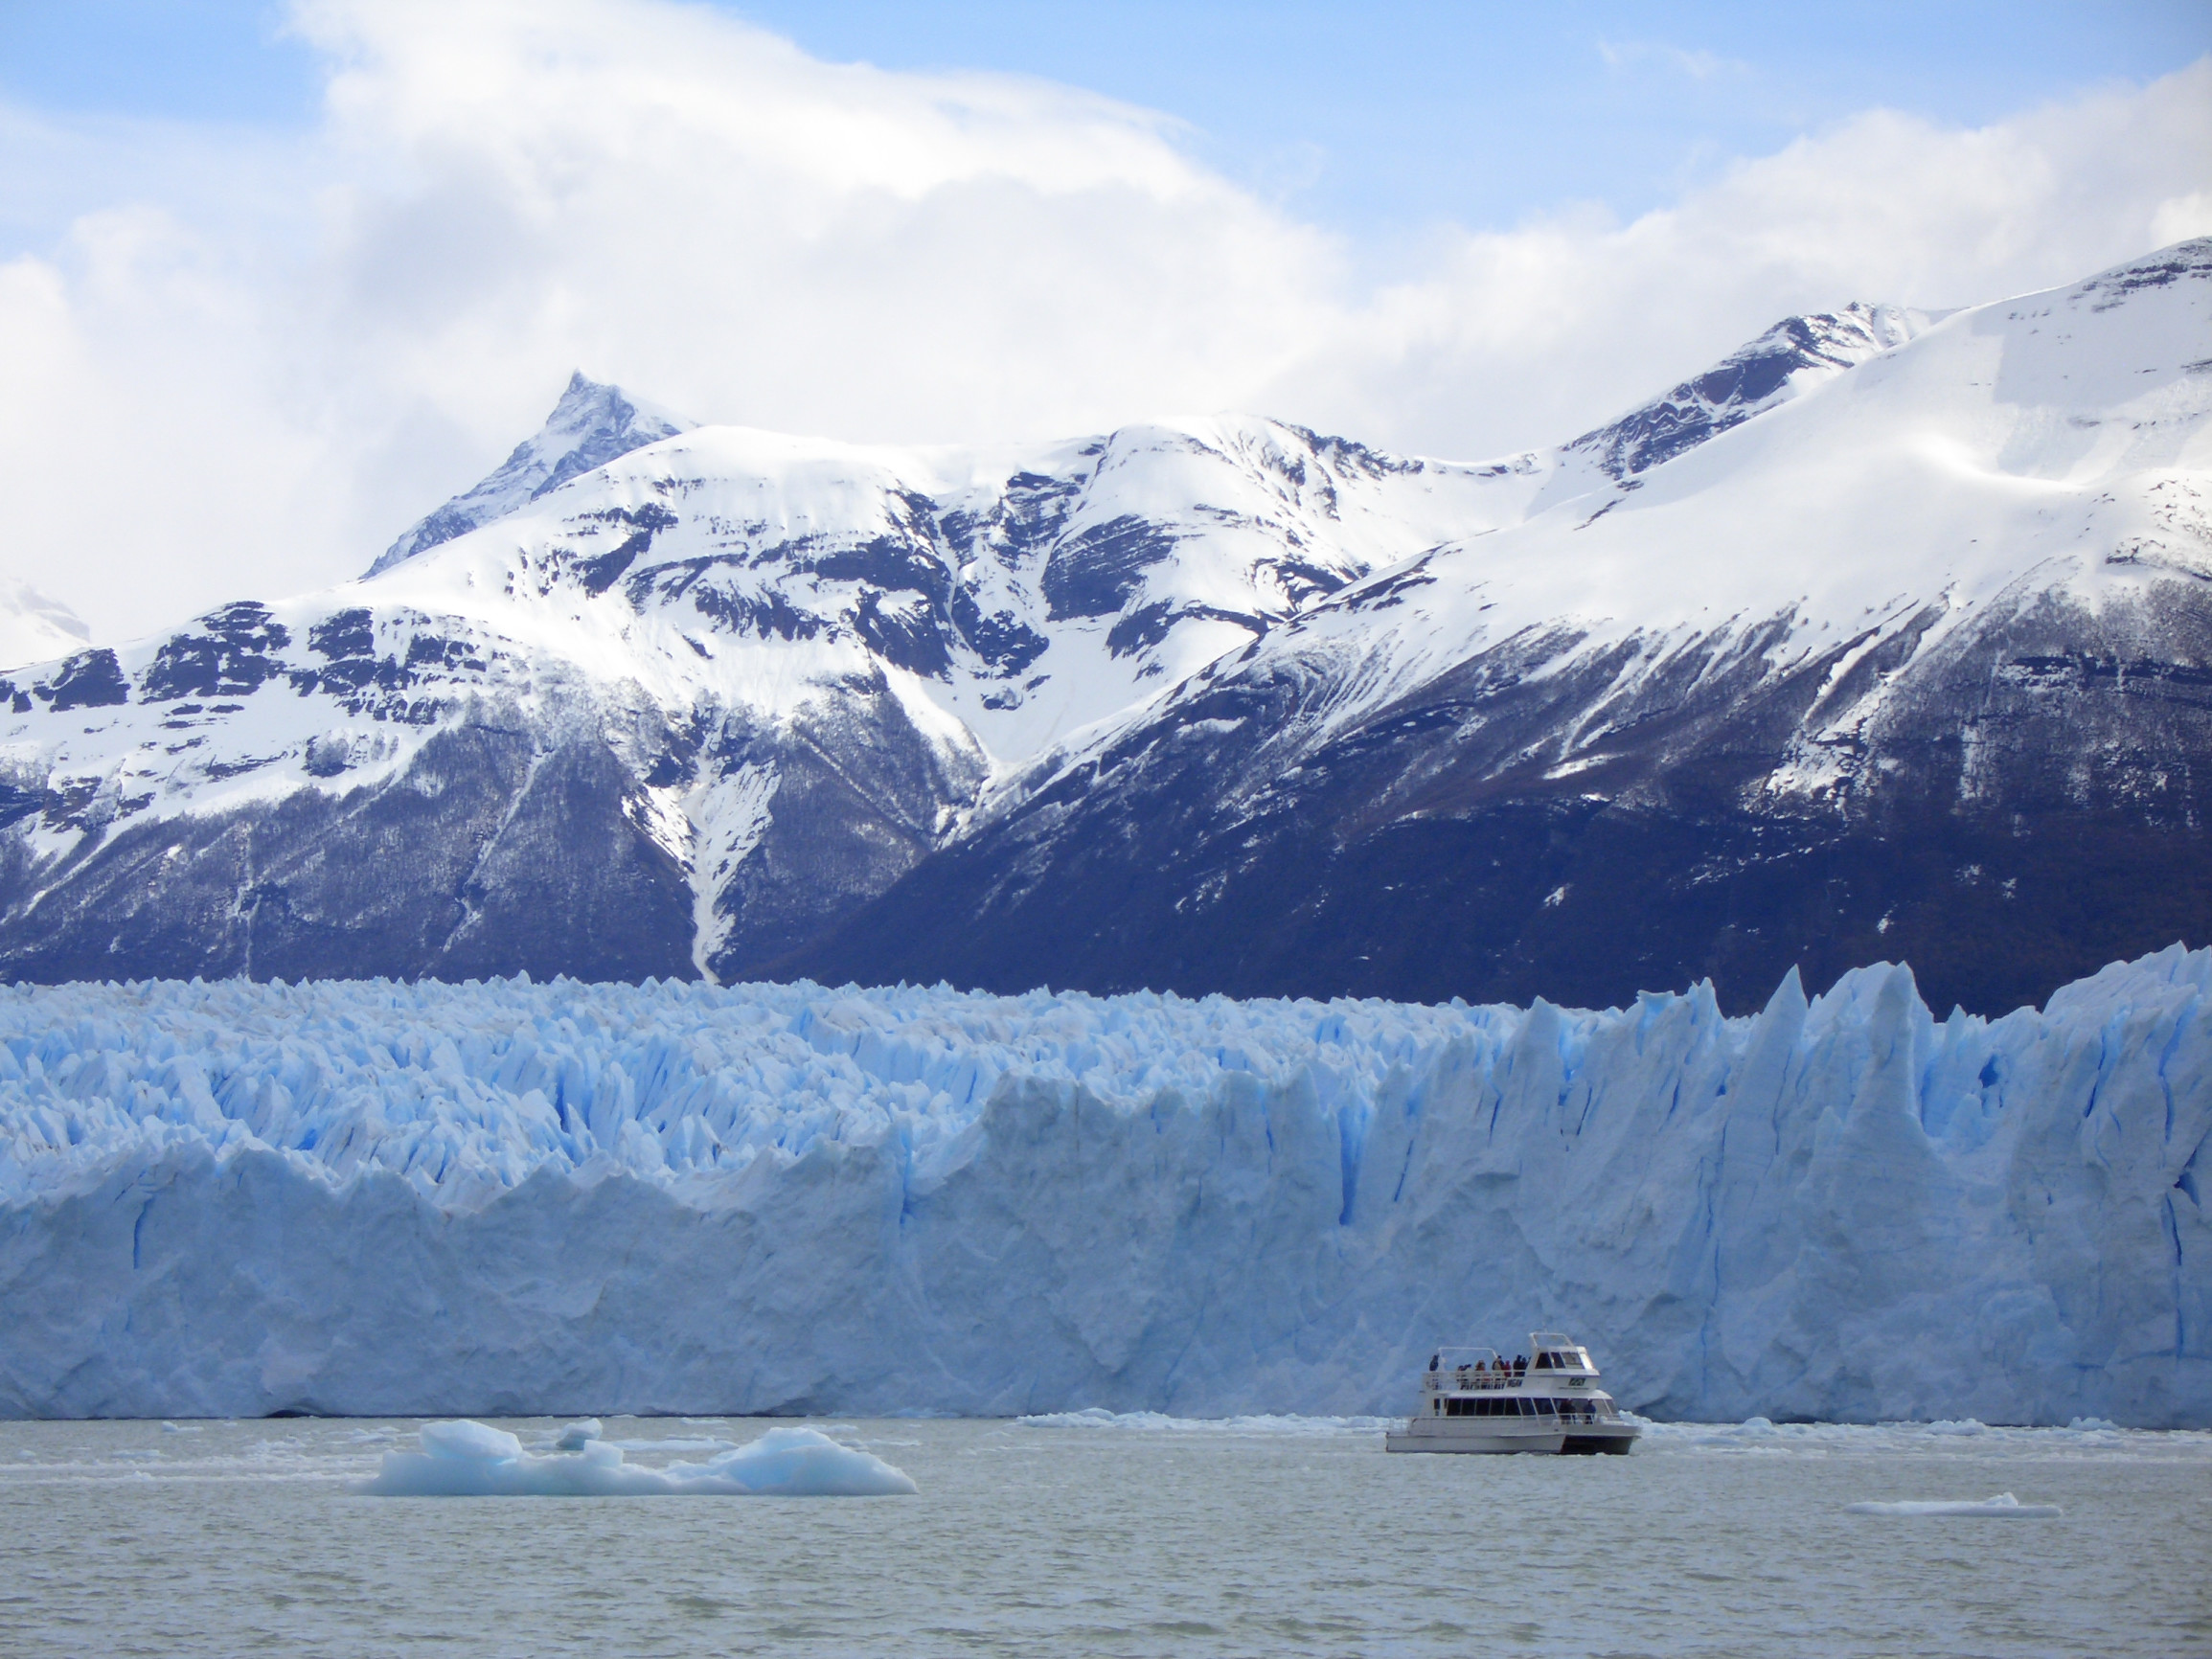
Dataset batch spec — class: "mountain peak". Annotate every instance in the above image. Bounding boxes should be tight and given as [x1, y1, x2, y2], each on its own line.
[0, 579, 90, 672]
[1563, 301, 1932, 481]
[367, 373, 696, 578]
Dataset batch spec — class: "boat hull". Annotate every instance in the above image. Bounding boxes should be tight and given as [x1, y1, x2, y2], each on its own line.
[1385, 1420, 1639, 1456]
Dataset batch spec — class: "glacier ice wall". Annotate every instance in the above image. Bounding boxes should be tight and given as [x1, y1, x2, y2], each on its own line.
[1, 949, 2204, 1425]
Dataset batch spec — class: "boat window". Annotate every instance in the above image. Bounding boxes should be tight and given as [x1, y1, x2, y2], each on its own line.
[1533, 1352, 1550, 1370]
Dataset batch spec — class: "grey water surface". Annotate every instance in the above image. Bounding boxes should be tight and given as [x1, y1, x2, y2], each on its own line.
[2, 1413, 2206, 1658]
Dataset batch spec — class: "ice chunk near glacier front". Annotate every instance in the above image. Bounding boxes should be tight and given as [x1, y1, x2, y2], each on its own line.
[1846, 1493, 2062, 1518]
[359, 1421, 917, 1497]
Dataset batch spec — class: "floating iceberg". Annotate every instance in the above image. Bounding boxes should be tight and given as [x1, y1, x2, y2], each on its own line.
[358, 1420, 917, 1497]
[1845, 1493, 2062, 1518]
[0, 947, 2204, 1425]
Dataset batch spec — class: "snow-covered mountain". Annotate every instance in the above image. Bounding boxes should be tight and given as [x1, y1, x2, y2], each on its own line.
[0, 405, 1542, 985]
[790, 241, 2212, 1015]
[0, 242, 2204, 1008]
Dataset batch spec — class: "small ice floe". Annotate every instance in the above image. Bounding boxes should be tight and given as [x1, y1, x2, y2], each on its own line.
[359, 1419, 916, 1497]
[1847, 1492, 2062, 1518]
[159, 1421, 202, 1435]
[550, 1420, 601, 1451]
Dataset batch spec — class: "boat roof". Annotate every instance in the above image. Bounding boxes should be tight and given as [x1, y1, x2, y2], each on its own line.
[1426, 1334, 1594, 1367]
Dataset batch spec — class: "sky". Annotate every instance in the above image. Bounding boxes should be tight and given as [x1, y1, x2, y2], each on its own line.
[1, 0, 2208, 642]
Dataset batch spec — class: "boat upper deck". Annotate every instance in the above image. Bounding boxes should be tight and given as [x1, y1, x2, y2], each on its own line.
[1423, 1332, 1603, 1395]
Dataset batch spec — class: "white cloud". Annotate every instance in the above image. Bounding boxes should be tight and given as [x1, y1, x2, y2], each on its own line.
[2153, 189, 2212, 245]
[1594, 39, 1749, 80]
[0, 0, 2205, 644]
[1263, 61, 2212, 459]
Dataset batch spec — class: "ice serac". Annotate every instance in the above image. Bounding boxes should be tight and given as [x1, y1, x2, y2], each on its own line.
[367, 373, 696, 577]
[0, 948, 2203, 1426]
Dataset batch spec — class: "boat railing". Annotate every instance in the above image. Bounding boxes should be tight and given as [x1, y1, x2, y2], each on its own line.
[1430, 1398, 1615, 1424]
[1428, 1365, 1598, 1387]
[1429, 1368, 1523, 1390]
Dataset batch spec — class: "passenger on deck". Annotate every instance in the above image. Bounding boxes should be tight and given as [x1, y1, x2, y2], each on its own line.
[1515, 1355, 1528, 1375]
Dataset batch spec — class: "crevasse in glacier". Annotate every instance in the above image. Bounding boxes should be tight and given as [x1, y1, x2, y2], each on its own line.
[0, 948, 2203, 1425]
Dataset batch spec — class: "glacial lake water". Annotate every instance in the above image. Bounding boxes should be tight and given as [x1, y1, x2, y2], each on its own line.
[3, 1414, 2207, 1658]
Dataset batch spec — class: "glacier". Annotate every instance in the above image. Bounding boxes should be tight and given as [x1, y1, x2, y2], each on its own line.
[0, 946, 2204, 1426]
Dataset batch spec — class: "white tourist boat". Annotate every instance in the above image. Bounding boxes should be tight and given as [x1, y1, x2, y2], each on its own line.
[1385, 1331, 1640, 1455]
